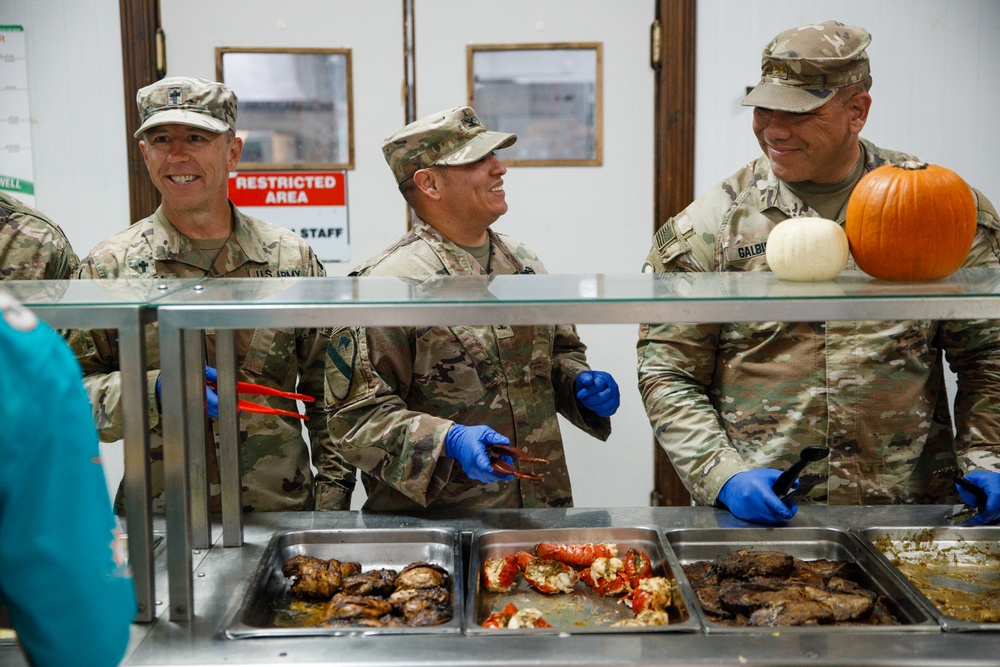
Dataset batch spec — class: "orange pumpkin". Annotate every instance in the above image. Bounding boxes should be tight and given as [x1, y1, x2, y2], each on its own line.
[845, 160, 976, 280]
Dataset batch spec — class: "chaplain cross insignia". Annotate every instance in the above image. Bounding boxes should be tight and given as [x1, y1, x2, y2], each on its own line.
[168, 88, 182, 105]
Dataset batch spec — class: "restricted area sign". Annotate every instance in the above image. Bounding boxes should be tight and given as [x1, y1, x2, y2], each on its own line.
[228, 170, 350, 263]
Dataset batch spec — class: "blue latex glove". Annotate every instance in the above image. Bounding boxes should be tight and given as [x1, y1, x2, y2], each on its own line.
[716, 469, 797, 524]
[155, 365, 219, 419]
[957, 471, 1000, 525]
[444, 425, 514, 484]
[574, 370, 620, 417]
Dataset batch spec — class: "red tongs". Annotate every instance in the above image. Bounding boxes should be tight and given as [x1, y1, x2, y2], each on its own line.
[208, 381, 314, 421]
[488, 444, 549, 483]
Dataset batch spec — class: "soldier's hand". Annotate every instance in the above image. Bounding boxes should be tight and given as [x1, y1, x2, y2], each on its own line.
[155, 365, 219, 419]
[444, 424, 513, 484]
[958, 471, 1000, 524]
[575, 370, 620, 417]
[716, 469, 797, 525]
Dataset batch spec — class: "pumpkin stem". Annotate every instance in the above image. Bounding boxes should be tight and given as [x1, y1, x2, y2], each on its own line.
[898, 160, 929, 171]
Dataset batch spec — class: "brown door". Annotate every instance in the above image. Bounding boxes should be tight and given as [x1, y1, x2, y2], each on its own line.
[650, 0, 695, 507]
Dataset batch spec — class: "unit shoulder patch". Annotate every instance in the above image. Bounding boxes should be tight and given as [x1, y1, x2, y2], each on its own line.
[326, 329, 357, 401]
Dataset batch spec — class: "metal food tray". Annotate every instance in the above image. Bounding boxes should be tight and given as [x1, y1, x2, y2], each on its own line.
[466, 526, 701, 635]
[663, 526, 940, 633]
[854, 526, 1000, 632]
[219, 528, 463, 638]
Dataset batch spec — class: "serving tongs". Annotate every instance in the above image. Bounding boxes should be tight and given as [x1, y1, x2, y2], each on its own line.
[934, 466, 988, 523]
[772, 445, 830, 505]
[489, 444, 548, 482]
[208, 380, 314, 420]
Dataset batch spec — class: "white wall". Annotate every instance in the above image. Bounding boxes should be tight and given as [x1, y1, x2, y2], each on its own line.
[4, 0, 998, 510]
[0, 0, 130, 261]
[694, 0, 1000, 205]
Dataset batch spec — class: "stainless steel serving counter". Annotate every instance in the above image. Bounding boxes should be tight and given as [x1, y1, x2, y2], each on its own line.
[150, 270, 1000, 621]
[5, 272, 999, 665]
[4, 505, 988, 667]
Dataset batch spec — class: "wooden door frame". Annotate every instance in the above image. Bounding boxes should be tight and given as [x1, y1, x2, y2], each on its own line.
[651, 0, 695, 506]
[119, 0, 162, 224]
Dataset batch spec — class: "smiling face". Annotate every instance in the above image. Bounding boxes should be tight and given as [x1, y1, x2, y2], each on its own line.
[139, 124, 243, 224]
[432, 152, 509, 229]
[751, 86, 871, 184]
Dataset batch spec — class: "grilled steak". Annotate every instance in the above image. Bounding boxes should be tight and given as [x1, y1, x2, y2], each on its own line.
[712, 550, 794, 580]
[685, 550, 899, 627]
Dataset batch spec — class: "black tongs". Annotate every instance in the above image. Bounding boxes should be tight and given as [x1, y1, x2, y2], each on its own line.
[772, 446, 830, 505]
[934, 466, 988, 523]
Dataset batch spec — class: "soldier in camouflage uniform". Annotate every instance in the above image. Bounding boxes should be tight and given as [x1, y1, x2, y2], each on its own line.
[637, 21, 1000, 524]
[69, 77, 355, 512]
[0, 190, 79, 279]
[323, 107, 620, 510]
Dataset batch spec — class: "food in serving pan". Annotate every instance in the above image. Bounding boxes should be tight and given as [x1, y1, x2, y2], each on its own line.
[480, 541, 681, 629]
[483, 603, 552, 629]
[871, 530, 1000, 623]
[535, 541, 618, 567]
[515, 551, 580, 594]
[611, 609, 671, 627]
[579, 556, 629, 596]
[277, 556, 453, 628]
[482, 554, 521, 593]
[890, 560, 1000, 622]
[281, 555, 362, 599]
[682, 549, 899, 627]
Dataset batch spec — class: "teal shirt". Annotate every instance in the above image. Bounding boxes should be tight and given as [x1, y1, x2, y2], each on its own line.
[0, 292, 135, 666]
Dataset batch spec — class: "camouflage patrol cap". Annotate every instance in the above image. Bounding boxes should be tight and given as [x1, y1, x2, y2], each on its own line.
[382, 106, 517, 184]
[134, 77, 238, 138]
[742, 21, 872, 113]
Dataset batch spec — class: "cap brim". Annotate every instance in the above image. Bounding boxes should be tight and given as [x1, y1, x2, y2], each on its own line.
[134, 109, 229, 138]
[741, 82, 834, 113]
[435, 131, 517, 166]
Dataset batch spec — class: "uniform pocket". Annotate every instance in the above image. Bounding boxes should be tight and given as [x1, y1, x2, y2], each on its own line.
[529, 326, 555, 379]
[241, 328, 297, 383]
[412, 326, 496, 418]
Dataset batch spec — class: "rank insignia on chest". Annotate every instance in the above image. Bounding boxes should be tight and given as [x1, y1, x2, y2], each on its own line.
[724, 241, 767, 264]
[326, 329, 357, 401]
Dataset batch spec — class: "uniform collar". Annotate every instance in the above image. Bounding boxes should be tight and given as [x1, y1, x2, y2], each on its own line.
[753, 138, 883, 221]
[151, 202, 268, 272]
[411, 216, 525, 275]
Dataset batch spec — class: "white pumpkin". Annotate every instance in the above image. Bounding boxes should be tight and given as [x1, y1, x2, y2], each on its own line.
[765, 217, 849, 282]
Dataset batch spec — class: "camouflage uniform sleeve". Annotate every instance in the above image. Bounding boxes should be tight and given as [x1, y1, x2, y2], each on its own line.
[40, 234, 79, 280]
[549, 324, 612, 440]
[296, 252, 355, 510]
[297, 258, 349, 509]
[323, 326, 454, 507]
[637, 317, 749, 505]
[302, 326, 354, 509]
[636, 194, 751, 505]
[948, 188, 1000, 473]
[63, 259, 163, 442]
[0, 193, 80, 280]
